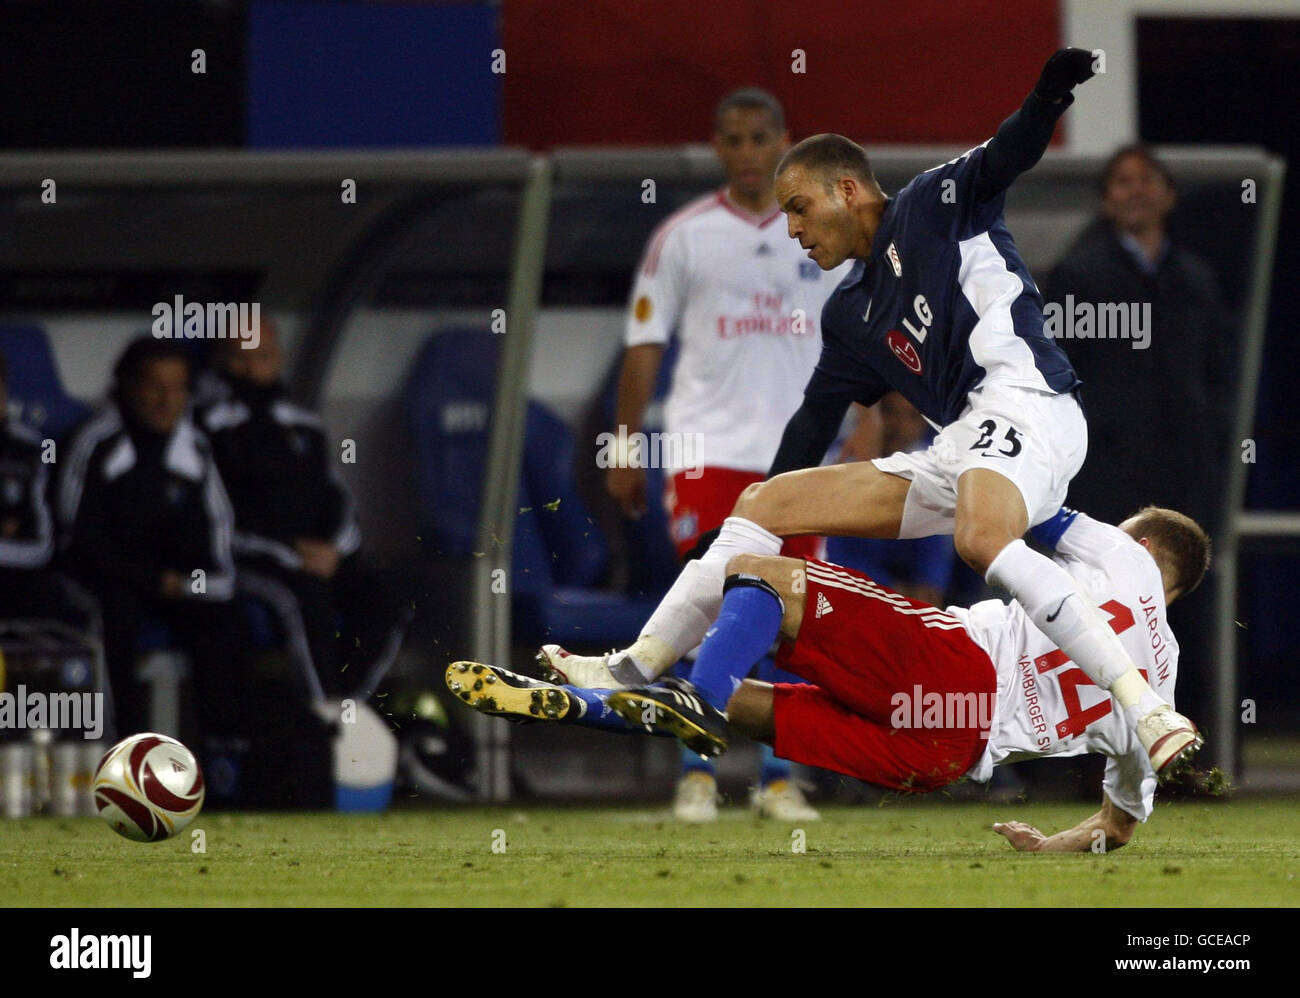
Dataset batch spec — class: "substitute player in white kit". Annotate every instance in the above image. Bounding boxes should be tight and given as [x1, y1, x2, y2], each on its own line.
[581, 88, 851, 821]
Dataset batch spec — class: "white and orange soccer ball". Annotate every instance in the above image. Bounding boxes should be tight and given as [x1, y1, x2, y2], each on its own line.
[92, 733, 205, 842]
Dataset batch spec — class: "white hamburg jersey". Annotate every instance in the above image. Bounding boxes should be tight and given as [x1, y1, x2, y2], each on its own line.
[625, 188, 851, 474]
[949, 513, 1179, 821]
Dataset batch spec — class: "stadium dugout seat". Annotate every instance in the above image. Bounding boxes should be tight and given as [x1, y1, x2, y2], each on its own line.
[0, 322, 92, 440]
[403, 327, 662, 645]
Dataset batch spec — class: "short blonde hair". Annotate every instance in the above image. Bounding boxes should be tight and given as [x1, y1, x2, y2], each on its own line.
[1122, 506, 1211, 598]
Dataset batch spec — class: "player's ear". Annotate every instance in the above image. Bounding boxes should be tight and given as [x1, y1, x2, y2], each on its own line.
[1137, 537, 1151, 549]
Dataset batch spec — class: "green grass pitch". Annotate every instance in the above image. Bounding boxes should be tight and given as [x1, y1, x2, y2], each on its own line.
[4, 797, 1298, 907]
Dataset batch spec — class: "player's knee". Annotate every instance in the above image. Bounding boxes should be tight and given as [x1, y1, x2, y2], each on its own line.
[731, 480, 767, 518]
[954, 522, 1015, 576]
[725, 552, 776, 579]
[724, 557, 805, 640]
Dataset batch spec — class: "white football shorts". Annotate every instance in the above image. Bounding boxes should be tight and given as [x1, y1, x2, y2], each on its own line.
[872, 383, 1087, 539]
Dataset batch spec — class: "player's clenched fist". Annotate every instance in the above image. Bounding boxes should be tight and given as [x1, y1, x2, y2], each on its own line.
[1034, 47, 1099, 102]
[993, 820, 1047, 851]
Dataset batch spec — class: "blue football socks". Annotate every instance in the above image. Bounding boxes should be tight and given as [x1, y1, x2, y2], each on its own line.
[689, 573, 785, 711]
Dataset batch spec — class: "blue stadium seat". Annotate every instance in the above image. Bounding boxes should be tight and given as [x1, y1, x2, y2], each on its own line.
[0, 322, 91, 440]
[403, 327, 662, 644]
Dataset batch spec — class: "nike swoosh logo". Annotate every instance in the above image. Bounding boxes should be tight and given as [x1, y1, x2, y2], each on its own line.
[862, 300, 872, 323]
[1045, 597, 1068, 623]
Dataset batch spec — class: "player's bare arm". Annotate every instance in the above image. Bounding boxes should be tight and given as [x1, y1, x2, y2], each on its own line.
[606, 342, 665, 518]
[994, 793, 1138, 853]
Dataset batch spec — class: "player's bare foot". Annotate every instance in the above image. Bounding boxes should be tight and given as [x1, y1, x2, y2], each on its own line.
[1137, 705, 1203, 778]
[536, 644, 628, 689]
[446, 661, 574, 721]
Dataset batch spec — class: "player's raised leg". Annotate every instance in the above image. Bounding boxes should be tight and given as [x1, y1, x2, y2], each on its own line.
[539, 463, 909, 688]
[958, 469, 1200, 773]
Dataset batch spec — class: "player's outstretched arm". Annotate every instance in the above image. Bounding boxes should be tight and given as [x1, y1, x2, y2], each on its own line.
[993, 793, 1138, 853]
[977, 48, 1098, 200]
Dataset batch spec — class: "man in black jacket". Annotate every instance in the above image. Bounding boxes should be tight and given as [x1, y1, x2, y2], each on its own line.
[59, 337, 247, 740]
[1043, 144, 1236, 755]
[198, 319, 395, 700]
[1043, 144, 1235, 531]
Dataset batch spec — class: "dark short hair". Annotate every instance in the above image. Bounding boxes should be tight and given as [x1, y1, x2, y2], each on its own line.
[715, 87, 785, 133]
[1123, 505, 1211, 599]
[777, 133, 876, 190]
[112, 336, 190, 394]
[0, 347, 7, 388]
[1101, 143, 1175, 195]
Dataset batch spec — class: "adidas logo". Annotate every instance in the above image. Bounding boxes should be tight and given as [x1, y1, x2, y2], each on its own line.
[815, 592, 834, 618]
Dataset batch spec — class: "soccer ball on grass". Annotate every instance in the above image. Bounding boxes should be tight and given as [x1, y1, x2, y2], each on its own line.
[92, 732, 205, 842]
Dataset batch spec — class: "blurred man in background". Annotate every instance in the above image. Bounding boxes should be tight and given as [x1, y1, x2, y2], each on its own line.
[58, 337, 247, 745]
[1044, 144, 1234, 530]
[1044, 144, 1235, 752]
[576, 88, 852, 822]
[199, 319, 399, 703]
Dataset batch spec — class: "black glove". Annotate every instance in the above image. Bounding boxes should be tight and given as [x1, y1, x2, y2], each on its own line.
[1034, 48, 1097, 102]
[682, 525, 721, 563]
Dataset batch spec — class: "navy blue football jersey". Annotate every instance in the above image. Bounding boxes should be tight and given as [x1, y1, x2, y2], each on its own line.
[808, 143, 1080, 427]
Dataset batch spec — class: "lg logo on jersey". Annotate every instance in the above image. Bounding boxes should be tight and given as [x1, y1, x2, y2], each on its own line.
[887, 294, 933, 374]
[887, 330, 922, 373]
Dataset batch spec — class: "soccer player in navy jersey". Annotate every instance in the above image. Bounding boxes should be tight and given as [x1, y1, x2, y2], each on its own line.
[537, 49, 1201, 776]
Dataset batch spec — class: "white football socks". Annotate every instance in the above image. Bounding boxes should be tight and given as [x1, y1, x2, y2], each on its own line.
[611, 516, 783, 684]
[985, 539, 1166, 715]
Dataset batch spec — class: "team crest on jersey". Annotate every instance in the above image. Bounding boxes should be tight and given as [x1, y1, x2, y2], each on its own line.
[798, 260, 820, 280]
[634, 296, 653, 323]
[886, 330, 923, 374]
[886, 241, 902, 277]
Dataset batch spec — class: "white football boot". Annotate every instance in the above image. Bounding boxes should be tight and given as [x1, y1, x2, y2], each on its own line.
[1136, 705, 1203, 776]
[536, 644, 630, 689]
[672, 771, 719, 824]
[751, 779, 821, 821]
